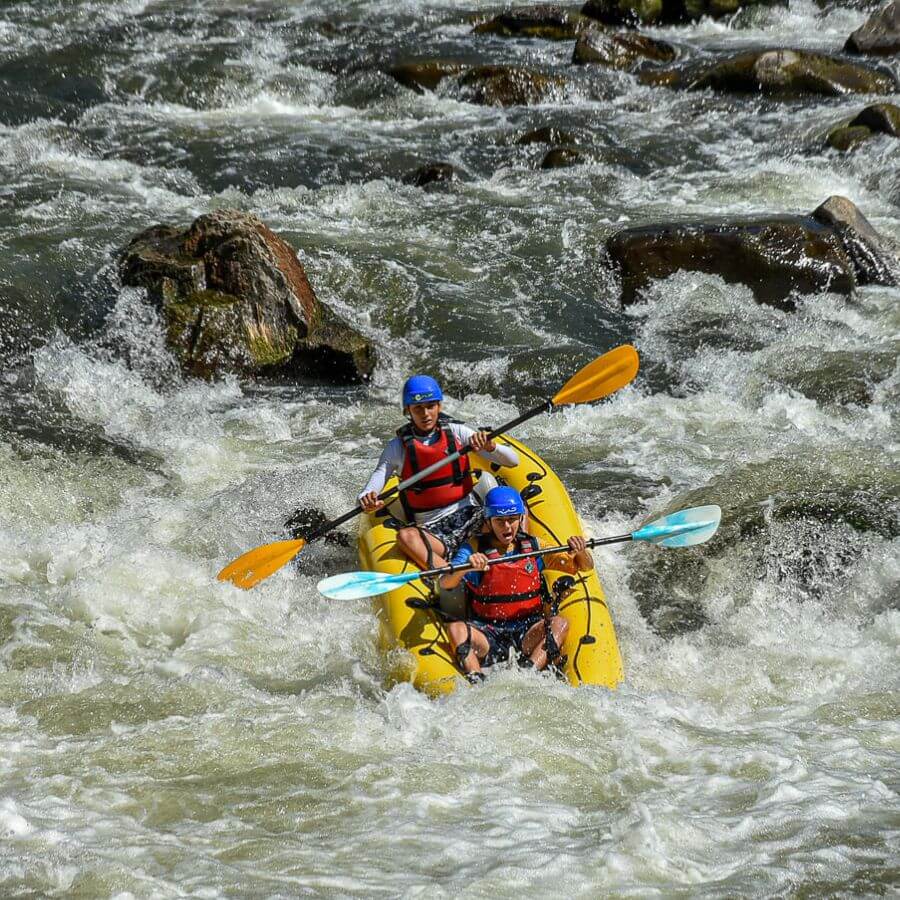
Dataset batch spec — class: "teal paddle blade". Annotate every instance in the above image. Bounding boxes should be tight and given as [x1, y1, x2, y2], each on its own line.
[317, 569, 421, 600]
[632, 505, 721, 548]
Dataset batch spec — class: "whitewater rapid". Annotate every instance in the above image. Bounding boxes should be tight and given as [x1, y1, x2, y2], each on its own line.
[1, 0, 898, 895]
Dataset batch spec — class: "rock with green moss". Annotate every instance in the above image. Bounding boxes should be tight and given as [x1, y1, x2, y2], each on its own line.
[119, 210, 375, 382]
[472, 5, 586, 39]
[387, 60, 564, 106]
[827, 102, 900, 150]
[689, 49, 898, 96]
[573, 27, 676, 69]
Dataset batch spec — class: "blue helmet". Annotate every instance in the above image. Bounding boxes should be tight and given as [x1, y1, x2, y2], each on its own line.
[402, 374, 443, 409]
[483, 486, 526, 519]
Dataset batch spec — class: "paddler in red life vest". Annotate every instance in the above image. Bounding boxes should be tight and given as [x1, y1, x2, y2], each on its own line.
[439, 486, 592, 682]
[358, 375, 520, 569]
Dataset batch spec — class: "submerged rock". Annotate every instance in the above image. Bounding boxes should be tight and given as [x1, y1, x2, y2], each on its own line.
[826, 102, 900, 150]
[689, 49, 898, 96]
[388, 61, 564, 106]
[541, 146, 596, 168]
[473, 5, 585, 39]
[119, 211, 375, 382]
[845, 0, 900, 55]
[458, 65, 565, 106]
[607, 216, 856, 309]
[402, 161, 457, 187]
[572, 27, 676, 70]
[812, 195, 900, 287]
[387, 61, 465, 93]
[581, 0, 782, 25]
[632, 450, 900, 636]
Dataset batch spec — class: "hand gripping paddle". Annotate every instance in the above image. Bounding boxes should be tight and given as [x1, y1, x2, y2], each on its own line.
[217, 344, 640, 590]
[317, 505, 721, 601]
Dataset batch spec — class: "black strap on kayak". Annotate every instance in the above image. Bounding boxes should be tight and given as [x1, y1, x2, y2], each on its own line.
[455, 622, 473, 671]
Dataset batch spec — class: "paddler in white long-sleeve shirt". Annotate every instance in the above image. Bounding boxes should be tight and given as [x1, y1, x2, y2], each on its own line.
[359, 375, 519, 570]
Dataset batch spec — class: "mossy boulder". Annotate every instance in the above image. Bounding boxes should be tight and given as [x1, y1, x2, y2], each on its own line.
[458, 65, 565, 106]
[387, 61, 465, 93]
[119, 211, 375, 382]
[473, 5, 585, 39]
[573, 27, 676, 69]
[826, 102, 900, 150]
[845, 0, 900, 55]
[690, 49, 898, 96]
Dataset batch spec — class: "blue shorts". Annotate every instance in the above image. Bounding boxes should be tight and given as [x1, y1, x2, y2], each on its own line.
[470, 613, 543, 666]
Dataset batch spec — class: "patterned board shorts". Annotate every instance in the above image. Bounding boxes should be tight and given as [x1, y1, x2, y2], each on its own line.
[470, 613, 543, 666]
[421, 503, 484, 557]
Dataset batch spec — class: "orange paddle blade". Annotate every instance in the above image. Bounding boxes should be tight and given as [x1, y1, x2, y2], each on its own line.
[217, 538, 306, 590]
[552, 344, 639, 407]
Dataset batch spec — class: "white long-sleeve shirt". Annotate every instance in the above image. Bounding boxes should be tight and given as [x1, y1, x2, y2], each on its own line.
[359, 423, 519, 525]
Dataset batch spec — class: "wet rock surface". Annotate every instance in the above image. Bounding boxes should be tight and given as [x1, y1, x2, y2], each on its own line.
[573, 27, 677, 69]
[119, 211, 375, 382]
[688, 48, 898, 96]
[402, 161, 458, 187]
[845, 0, 900, 55]
[473, 5, 585, 40]
[827, 102, 900, 150]
[607, 215, 856, 309]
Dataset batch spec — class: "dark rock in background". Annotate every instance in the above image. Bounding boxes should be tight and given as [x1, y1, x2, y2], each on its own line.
[572, 27, 676, 70]
[827, 102, 900, 151]
[688, 49, 898, 96]
[458, 65, 566, 106]
[402, 161, 458, 187]
[581, 0, 784, 25]
[472, 5, 586, 39]
[845, 0, 900, 55]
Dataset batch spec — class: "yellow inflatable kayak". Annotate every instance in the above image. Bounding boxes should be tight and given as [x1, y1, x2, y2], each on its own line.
[357, 435, 623, 696]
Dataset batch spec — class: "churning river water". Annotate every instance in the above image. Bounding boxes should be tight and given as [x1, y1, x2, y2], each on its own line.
[1, 0, 898, 896]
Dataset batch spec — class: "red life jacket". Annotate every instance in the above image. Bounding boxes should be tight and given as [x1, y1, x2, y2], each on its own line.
[466, 532, 544, 621]
[398, 414, 473, 515]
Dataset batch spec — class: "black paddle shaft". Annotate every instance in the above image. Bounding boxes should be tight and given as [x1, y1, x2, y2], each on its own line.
[414, 532, 634, 580]
[304, 399, 555, 544]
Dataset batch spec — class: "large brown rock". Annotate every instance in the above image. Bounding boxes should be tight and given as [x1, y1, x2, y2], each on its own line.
[573, 27, 676, 69]
[845, 0, 900, 55]
[473, 5, 585, 39]
[607, 217, 856, 309]
[387, 61, 564, 106]
[607, 197, 899, 307]
[689, 49, 898, 96]
[119, 211, 375, 382]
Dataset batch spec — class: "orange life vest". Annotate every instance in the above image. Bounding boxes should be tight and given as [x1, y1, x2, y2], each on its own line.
[398, 415, 473, 515]
[466, 532, 544, 621]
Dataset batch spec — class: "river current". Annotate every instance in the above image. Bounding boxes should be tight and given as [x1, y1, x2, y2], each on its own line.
[1, 1, 898, 896]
